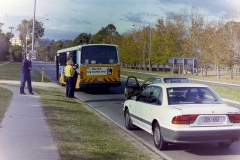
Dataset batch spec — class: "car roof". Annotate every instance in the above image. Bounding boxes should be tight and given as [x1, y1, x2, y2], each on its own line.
[150, 83, 208, 88]
[149, 76, 188, 79]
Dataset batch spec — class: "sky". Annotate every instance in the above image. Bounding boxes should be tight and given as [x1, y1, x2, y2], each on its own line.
[0, 0, 240, 41]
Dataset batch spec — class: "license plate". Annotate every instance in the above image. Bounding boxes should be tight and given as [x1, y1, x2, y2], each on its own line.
[202, 115, 226, 125]
[191, 115, 227, 126]
[204, 116, 220, 123]
[97, 78, 103, 81]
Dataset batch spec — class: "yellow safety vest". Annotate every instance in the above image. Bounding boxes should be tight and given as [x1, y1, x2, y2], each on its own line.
[65, 65, 75, 77]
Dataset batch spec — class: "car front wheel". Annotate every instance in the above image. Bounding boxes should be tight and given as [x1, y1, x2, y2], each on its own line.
[124, 109, 133, 130]
[153, 122, 168, 150]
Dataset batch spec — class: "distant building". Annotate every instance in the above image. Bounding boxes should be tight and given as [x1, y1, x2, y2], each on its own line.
[11, 37, 22, 46]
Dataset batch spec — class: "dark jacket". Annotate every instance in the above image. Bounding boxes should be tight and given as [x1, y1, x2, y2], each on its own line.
[22, 58, 32, 72]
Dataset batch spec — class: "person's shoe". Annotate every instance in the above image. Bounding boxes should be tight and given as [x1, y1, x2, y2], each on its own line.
[29, 92, 34, 95]
[70, 96, 77, 99]
[20, 92, 26, 95]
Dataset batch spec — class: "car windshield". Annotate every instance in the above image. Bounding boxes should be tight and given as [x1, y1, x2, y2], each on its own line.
[167, 87, 224, 105]
[164, 78, 189, 83]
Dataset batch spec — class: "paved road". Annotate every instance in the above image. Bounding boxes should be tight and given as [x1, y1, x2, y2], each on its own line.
[34, 61, 240, 160]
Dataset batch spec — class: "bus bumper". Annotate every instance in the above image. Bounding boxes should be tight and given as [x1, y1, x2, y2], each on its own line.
[79, 82, 121, 88]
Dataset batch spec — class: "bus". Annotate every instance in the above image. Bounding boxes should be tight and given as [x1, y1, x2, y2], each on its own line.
[56, 44, 121, 90]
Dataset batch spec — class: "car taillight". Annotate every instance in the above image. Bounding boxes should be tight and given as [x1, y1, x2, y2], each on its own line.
[172, 115, 198, 124]
[227, 114, 240, 123]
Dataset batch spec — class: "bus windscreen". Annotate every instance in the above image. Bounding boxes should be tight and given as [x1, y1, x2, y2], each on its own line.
[81, 46, 118, 64]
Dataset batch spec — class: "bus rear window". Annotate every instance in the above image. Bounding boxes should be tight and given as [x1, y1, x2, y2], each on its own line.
[81, 46, 118, 64]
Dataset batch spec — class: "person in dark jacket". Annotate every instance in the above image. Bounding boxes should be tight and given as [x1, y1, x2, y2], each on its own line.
[20, 53, 34, 95]
[73, 63, 79, 90]
[64, 60, 75, 98]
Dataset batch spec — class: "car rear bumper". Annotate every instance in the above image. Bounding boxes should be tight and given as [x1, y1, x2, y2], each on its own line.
[161, 127, 240, 143]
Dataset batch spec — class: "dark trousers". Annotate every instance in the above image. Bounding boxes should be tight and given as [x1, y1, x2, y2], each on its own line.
[20, 71, 32, 93]
[65, 77, 74, 98]
[73, 78, 77, 90]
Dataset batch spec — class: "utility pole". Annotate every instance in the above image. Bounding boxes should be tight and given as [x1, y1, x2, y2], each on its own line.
[148, 24, 152, 71]
[31, 0, 36, 56]
[9, 26, 14, 61]
[25, 22, 29, 58]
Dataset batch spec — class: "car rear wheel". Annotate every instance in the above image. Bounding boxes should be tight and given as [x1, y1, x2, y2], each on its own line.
[218, 142, 232, 148]
[153, 122, 168, 150]
[124, 109, 133, 130]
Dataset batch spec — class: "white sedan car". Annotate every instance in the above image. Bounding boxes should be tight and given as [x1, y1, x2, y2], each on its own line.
[123, 83, 240, 150]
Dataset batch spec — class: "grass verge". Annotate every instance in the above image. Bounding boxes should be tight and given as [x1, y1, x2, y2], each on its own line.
[0, 62, 50, 82]
[34, 86, 155, 160]
[0, 87, 12, 123]
[122, 68, 240, 85]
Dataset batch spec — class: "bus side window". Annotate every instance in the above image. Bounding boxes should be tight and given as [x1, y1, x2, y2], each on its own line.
[91, 60, 96, 64]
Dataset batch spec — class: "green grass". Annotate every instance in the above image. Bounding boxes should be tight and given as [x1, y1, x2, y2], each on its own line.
[35, 87, 150, 160]
[0, 87, 12, 123]
[0, 62, 50, 82]
[122, 68, 240, 85]
[209, 86, 240, 102]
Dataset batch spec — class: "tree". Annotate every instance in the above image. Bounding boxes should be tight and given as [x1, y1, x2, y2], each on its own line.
[118, 33, 134, 67]
[62, 40, 73, 48]
[217, 21, 240, 79]
[17, 19, 45, 51]
[0, 22, 11, 60]
[72, 33, 92, 45]
[12, 45, 23, 62]
[89, 24, 120, 44]
[0, 22, 4, 34]
[0, 34, 10, 60]
[152, 19, 167, 71]
[48, 41, 63, 62]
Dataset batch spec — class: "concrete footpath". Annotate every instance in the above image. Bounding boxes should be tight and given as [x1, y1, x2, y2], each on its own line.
[0, 83, 60, 160]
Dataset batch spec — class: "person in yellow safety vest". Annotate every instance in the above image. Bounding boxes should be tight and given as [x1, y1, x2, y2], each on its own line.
[73, 63, 79, 90]
[64, 60, 75, 98]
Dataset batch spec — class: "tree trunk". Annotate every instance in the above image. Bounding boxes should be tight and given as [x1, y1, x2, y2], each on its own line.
[217, 65, 220, 79]
[230, 69, 233, 80]
[204, 67, 208, 77]
[157, 64, 159, 72]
